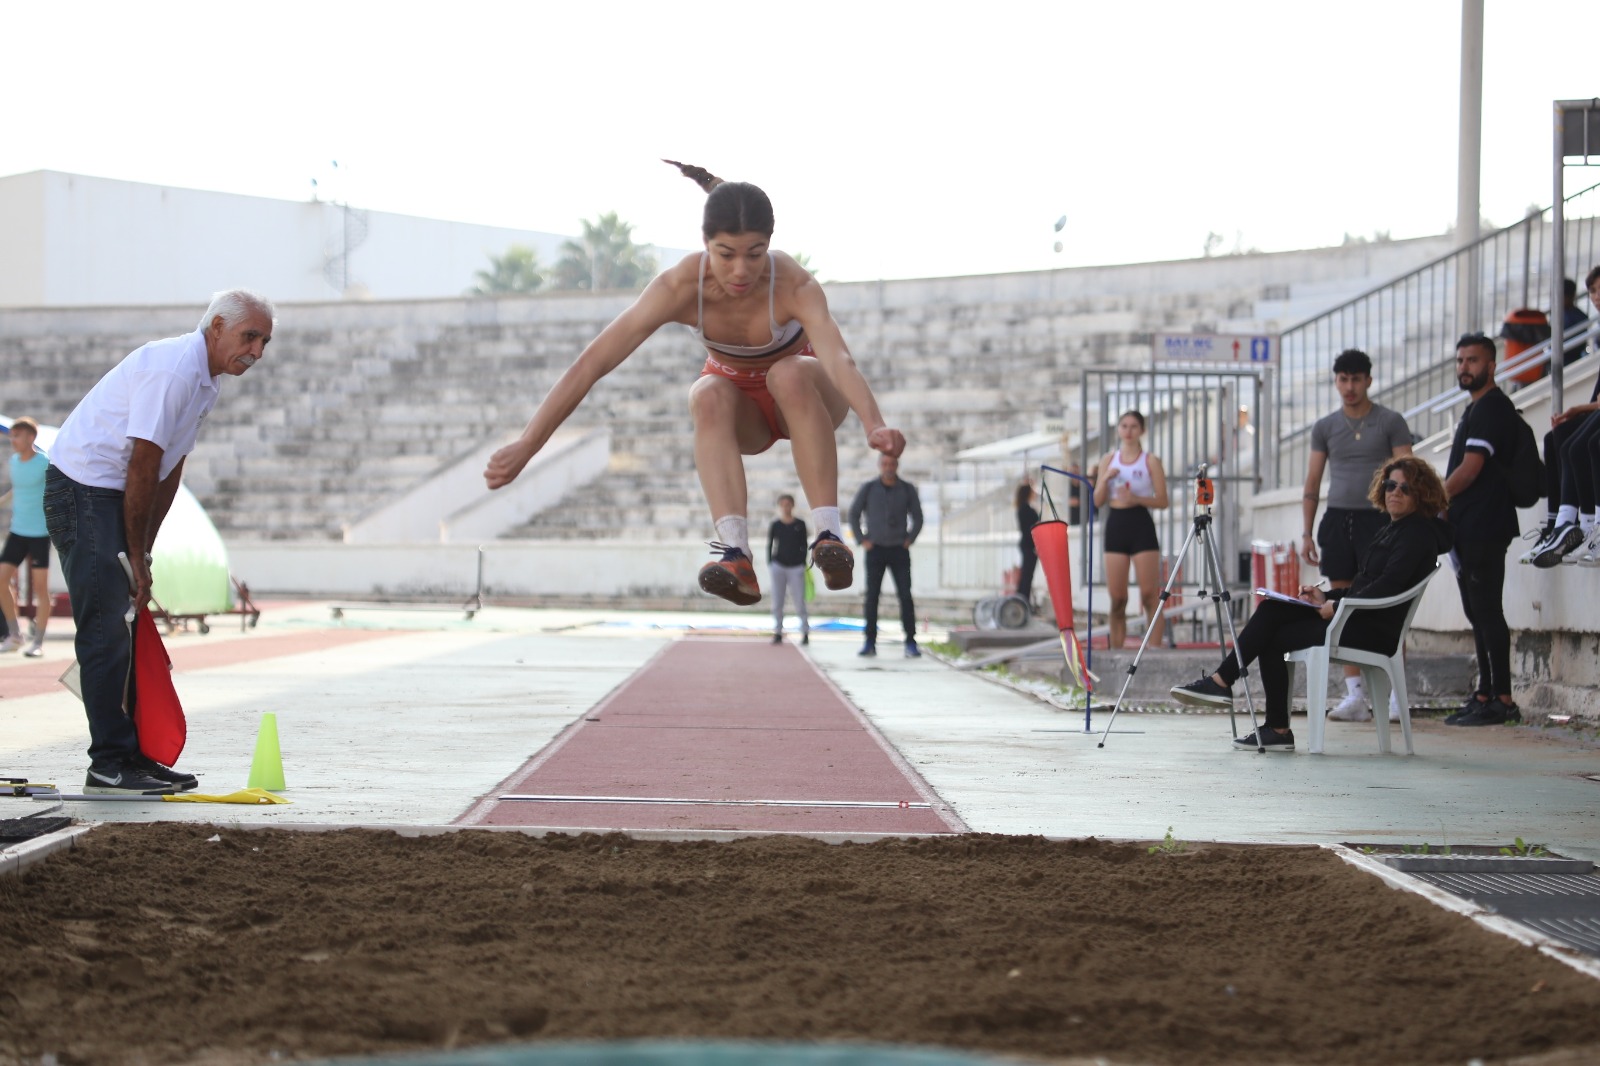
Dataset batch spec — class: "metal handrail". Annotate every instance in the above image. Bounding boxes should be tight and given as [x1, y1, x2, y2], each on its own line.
[1271, 179, 1600, 489]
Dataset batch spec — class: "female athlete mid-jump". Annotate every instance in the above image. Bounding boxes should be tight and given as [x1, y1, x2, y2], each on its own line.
[485, 161, 905, 605]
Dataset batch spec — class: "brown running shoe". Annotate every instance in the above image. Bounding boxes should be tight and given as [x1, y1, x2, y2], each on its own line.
[699, 544, 761, 606]
[810, 531, 855, 591]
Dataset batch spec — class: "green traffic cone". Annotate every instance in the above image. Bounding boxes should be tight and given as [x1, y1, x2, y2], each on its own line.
[247, 712, 286, 791]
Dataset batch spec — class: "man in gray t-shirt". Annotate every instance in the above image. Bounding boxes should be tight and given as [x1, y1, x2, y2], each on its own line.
[1300, 349, 1413, 720]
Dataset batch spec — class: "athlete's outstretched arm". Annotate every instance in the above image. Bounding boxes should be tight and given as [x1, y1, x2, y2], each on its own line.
[789, 271, 904, 458]
[485, 275, 679, 489]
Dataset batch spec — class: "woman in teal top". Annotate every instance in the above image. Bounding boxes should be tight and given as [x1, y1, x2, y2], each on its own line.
[1, 417, 53, 656]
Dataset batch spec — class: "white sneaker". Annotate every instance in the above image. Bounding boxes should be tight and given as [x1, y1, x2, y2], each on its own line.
[0, 635, 22, 654]
[1577, 528, 1600, 567]
[1389, 691, 1403, 722]
[23, 641, 42, 658]
[1328, 689, 1372, 722]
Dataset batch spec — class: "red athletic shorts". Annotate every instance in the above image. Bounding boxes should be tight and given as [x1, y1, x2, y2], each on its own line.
[699, 343, 814, 452]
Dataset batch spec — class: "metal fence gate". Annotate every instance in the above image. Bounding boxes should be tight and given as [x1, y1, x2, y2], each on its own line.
[1062, 367, 1266, 646]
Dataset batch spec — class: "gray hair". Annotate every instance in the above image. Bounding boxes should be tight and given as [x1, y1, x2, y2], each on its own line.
[197, 289, 276, 333]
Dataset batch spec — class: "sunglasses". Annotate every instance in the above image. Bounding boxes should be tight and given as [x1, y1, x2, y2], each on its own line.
[1381, 479, 1414, 497]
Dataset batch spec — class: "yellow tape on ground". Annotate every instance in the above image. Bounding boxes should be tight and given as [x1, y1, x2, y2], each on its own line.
[161, 788, 290, 805]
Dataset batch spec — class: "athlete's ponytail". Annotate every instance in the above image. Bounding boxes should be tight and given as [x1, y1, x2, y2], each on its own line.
[664, 159, 775, 240]
[663, 159, 724, 193]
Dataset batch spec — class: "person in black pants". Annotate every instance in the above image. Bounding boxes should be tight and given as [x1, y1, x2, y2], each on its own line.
[849, 453, 924, 657]
[1443, 333, 1523, 725]
[1523, 265, 1600, 567]
[1015, 480, 1040, 609]
[1170, 457, 1452, 751]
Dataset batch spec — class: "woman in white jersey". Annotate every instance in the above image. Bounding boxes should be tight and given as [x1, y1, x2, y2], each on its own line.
[484, 161, 905, 607]
[1093, 410, 1169, 649]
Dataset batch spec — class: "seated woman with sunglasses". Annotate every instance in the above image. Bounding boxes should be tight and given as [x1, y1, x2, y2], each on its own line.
[1170, 457, 1452, 751]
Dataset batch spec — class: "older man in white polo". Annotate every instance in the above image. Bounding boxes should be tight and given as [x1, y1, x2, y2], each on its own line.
[45, 289, 274, 795]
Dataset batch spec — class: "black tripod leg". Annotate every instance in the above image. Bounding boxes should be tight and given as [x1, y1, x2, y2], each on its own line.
[1198, 521, 1264, 751]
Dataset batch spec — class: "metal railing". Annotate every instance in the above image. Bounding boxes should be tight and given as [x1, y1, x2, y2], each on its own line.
[1272, 180, 1600, 488]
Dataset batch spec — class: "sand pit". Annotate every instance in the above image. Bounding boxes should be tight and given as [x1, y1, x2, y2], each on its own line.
[2, 824, 1597, 1066]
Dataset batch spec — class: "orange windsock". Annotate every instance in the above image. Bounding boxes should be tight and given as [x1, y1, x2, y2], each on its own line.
[1031, 520, 1074, 632]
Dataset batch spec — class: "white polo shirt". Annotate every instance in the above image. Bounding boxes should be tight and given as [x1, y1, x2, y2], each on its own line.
[50, 330, 220, 489]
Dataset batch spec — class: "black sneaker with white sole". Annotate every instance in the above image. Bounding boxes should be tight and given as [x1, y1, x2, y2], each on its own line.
[84, 765, 177, 795]
[1451, 700, 1521, 727]
[128, 753, 199, 792]
[1170, 676, 1233, 708]
[1531, 523, 1584, 568]
[1233, 728, 1295, 752]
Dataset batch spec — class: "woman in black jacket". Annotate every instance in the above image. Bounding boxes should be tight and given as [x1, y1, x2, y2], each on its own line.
[1170, 456, 1453, 751]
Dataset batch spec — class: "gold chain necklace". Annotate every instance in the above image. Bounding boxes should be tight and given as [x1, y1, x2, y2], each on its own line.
[1342, 406, 1372, 441]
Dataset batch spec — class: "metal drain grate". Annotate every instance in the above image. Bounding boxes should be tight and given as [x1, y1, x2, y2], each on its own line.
[1411, 870, 1600, 958]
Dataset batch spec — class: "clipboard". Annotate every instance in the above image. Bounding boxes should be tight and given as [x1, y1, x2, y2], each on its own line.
[1254, 588, 1320, 608]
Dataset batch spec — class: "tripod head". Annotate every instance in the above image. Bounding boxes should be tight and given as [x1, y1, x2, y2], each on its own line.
[1193, 463, 1214, 508]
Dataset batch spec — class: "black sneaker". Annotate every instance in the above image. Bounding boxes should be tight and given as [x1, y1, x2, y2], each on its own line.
[904, 639, 922, 658]
[772, 633, 783, 644]
[1452, 700, 1521, 727]
[1444, 693, 1490, 725]
[858, 643, 877, 657]
[1170, 676, 1233, 708]
[801, 633, 809, 646]
[810, 531, 855, 591]
[1234, 728, 1295, 752]
[129, 753, 199, 792]
[1532, 523, 1584, 568]
[84, 765, 176, 795]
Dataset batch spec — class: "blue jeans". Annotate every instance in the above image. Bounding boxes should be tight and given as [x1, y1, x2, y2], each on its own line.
[43, 467, 139, 768]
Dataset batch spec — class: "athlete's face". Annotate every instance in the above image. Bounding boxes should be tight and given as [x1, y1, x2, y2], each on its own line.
[1117, 416, 1143, 442]
[1334, 371, 1371, 409]
[705, 231, 770, 296]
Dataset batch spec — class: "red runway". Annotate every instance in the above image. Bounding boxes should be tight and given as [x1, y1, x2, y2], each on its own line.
[459, 638, 964, 836]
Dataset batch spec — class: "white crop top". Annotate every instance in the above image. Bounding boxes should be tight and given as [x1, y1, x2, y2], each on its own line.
[1104, 450, 1154, 501]
[686, 253, 805, 359]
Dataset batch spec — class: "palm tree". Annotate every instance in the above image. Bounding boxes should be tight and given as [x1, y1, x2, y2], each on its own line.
[551, 212, 658, 292]
[471, 245, 545, 295]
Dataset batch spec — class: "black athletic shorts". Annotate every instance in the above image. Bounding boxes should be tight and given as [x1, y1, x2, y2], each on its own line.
[1316, 507, 1387, 583]
[0, 532, 50, 569]
[1104, 506, 1161, 556]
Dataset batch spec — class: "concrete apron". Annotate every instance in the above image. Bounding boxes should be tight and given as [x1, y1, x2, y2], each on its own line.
[0, 603, 1596, 864]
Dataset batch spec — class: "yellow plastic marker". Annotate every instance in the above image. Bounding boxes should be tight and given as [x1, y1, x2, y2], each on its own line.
[247, 712, 286, 791]
[162, 788, 290, 805]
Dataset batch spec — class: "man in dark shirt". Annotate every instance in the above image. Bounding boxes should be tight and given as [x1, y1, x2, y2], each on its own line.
[848, 453, 924, 657]
[1443, 333, 1521, 726]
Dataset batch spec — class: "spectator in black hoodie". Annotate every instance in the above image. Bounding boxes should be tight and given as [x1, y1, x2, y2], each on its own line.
[1169, 457, 1452, 751]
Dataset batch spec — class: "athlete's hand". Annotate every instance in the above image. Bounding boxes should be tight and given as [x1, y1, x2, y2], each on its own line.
[1114, 482, 1135, 506]
[1303, 535, 1321, 565]
[867, 426, 905, 458]
[485, 438, 540, 490]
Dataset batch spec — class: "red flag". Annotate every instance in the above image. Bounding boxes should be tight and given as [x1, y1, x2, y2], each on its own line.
[132, 607, 186, 766]
[1031, 520, 1074, 631]
[1031, 520, 1094, 691]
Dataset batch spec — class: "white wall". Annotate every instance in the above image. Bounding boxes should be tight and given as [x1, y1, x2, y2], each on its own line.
[0, 170, 690, 307]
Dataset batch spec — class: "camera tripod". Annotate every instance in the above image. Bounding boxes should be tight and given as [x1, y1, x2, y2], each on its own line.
[1098, 465, 1265, 752]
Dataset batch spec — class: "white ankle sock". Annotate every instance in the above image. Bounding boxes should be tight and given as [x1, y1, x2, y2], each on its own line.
[1557, 505, 1579, 527]
[811, 506, 842, 541]
[1344, 677, 1365, 696]
[1583, 513, 1598, 534]
[713, 515, 750, 559]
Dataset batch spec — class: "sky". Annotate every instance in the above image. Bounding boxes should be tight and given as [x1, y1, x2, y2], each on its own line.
[3, 1, 1597, 282]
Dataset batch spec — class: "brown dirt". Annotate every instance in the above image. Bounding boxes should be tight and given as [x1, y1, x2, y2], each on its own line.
[2, 825, 1598, 1066]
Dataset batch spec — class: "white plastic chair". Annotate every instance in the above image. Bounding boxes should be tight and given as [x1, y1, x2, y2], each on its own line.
[1283, 564, 1440, 755]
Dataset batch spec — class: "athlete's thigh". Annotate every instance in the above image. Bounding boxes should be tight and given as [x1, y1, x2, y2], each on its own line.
[688, 375, 775, 455]
[1130, 549, 1162, 595]
[768, 355, 850, 435]
[1103, 551, 1132, 594]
